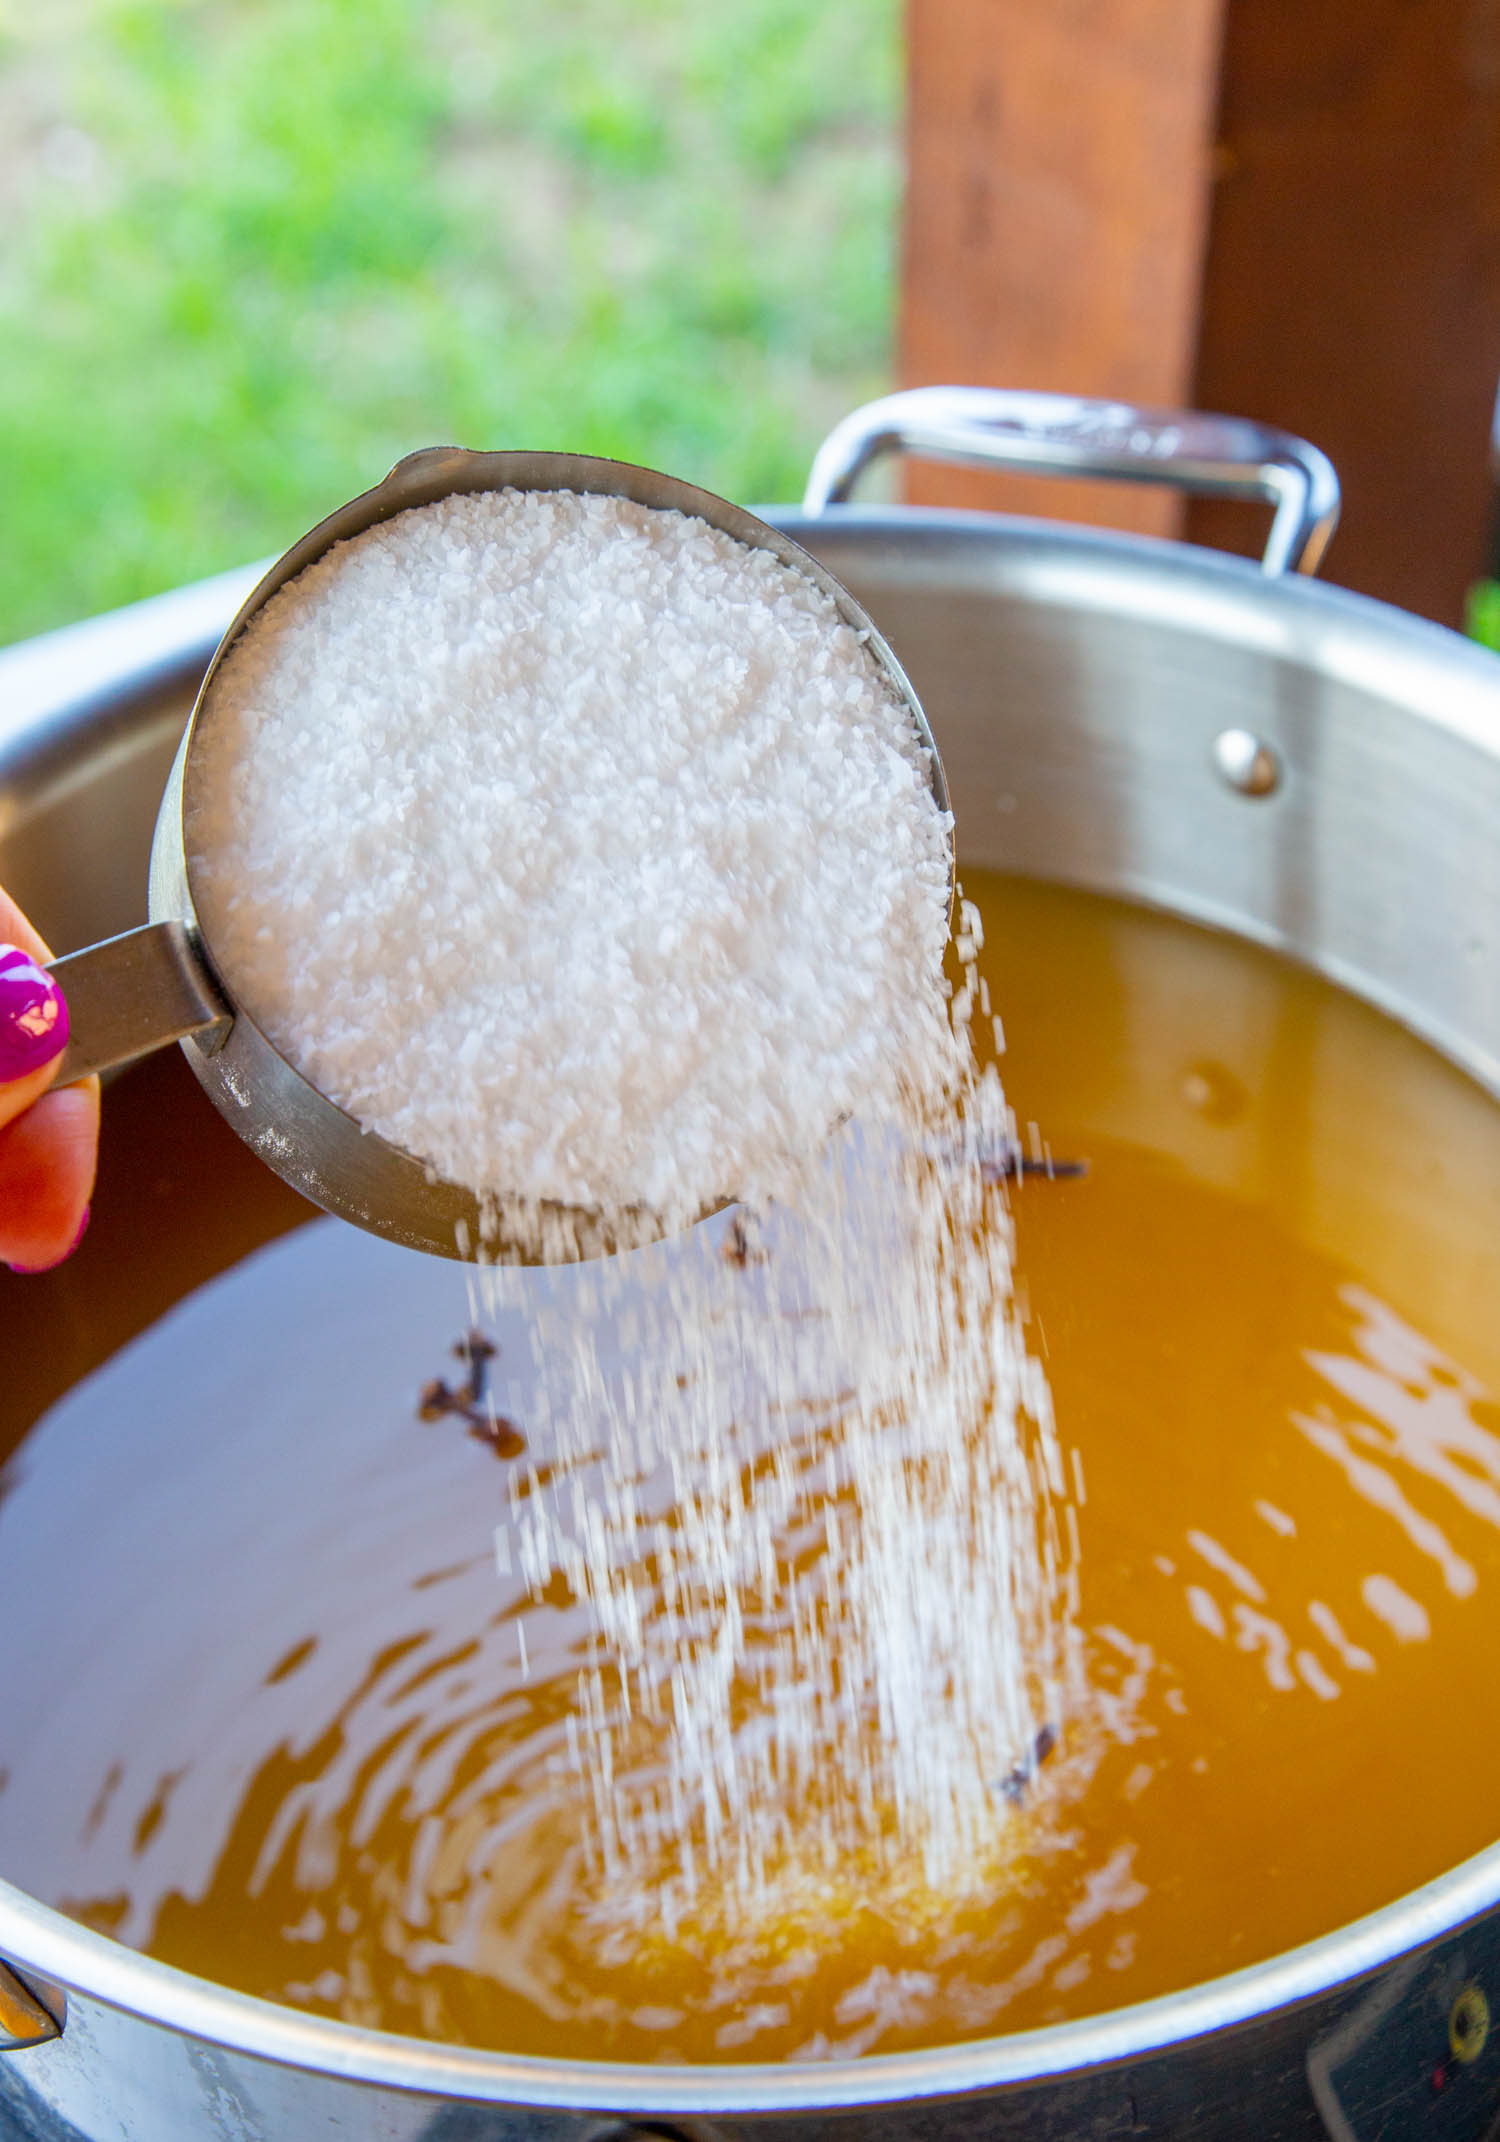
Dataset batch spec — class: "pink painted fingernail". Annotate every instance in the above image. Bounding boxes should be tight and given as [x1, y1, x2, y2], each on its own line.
[0, 946, 69, 1081]
[5, 1203, 91, 1276]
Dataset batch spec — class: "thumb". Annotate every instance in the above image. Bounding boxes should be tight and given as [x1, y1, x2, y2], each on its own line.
[0, 944, 70, 1130]
[0, 899, 97, 1277]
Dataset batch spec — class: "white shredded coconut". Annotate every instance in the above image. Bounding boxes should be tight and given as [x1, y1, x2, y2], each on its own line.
[189, 489, 953, 1227]
[473, 1047, 1079, 1949]
[185, 476, 1074, 1954]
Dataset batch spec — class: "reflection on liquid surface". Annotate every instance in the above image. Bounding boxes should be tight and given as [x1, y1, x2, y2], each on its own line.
[2, 874, 1499, 2061]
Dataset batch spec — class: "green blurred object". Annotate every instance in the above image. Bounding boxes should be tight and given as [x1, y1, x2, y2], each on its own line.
[1467, 580, 1500, 654]
[0, 0, 899, 644]
[1475, 383, 1500, 652]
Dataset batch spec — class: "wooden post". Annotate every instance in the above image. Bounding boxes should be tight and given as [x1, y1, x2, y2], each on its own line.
[901, 0, 1500, 625]
[900, 0, 1228, 537]
[1184, 1, 1500, 626]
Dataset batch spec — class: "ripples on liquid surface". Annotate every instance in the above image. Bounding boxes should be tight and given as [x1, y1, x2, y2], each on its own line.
[3, 875, 1500, 2061]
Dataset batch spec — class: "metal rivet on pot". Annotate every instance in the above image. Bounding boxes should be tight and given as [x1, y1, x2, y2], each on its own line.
[1213, 728, 1284, 797]
[1450, 1981, 1489, 2065]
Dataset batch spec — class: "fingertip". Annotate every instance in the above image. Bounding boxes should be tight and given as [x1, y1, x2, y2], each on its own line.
[0, 1078, 101, 1273]
[7, 1202, 91, 1274]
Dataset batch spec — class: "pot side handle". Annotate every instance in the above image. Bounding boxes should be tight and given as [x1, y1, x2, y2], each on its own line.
[802, 386, 1341, 576]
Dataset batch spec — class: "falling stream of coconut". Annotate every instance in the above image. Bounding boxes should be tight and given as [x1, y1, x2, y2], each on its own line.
[470, 907, 1078, 1946]
[190, 488, 1080, 1946]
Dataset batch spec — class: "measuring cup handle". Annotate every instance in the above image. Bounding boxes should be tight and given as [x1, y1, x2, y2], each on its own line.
[48, 921, 232, 1084]
[801, 386, 1341, 576]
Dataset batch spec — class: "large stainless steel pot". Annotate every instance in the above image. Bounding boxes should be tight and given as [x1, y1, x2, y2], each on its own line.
[2, 389, 1500, 2141]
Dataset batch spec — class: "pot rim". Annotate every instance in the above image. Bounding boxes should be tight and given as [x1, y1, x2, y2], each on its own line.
[5, 504, 1499, 766]
[5, 1842, 1500, 2110]
[4, 504, 1500, 2112]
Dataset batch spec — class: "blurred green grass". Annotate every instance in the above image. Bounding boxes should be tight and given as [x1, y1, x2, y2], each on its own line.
[0, 0, 899, 644]
[1468, 578, 1500, 653]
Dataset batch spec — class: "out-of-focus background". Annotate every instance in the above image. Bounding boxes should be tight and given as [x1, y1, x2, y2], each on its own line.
[4, 0, 1499, 648]
[0, 0, 898, 645]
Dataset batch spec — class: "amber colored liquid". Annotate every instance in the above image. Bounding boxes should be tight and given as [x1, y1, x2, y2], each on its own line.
[2, 874, 1500, 2061]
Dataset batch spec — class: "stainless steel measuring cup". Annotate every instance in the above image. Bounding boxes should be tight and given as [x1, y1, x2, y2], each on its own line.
[45, 448, 953, 1262]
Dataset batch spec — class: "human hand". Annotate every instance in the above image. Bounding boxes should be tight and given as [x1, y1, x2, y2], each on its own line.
[0, 890, 100, 1272]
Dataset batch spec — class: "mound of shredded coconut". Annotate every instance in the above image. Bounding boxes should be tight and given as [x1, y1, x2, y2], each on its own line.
[189, 489, 953, 1227]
